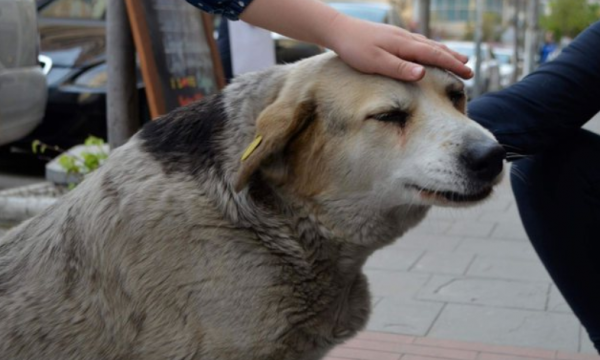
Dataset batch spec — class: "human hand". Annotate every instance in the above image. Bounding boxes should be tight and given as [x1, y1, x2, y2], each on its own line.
[325, 14, 473, 81]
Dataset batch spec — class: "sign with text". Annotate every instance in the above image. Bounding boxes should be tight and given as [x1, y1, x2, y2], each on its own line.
[125, 0, 225, 118]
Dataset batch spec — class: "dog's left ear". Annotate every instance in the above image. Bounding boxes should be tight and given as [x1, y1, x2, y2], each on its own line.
[234, 97, 316, 192]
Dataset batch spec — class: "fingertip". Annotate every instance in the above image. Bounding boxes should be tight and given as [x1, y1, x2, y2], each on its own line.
[462, 67, 474, 79]
[410, 66, 425, 80]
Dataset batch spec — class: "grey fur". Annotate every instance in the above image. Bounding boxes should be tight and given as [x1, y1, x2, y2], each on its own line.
[0, 54, 500, 360]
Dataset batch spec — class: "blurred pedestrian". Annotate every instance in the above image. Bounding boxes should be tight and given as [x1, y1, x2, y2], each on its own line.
[539, 31, 557, 63]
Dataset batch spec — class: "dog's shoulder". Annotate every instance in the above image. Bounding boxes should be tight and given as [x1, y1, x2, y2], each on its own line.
[138, 93, 228, 177]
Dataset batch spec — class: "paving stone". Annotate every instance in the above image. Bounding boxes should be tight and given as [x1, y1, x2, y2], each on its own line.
[427, 207, 484, 221]
[489, 223, 529, 242]
[401, 355, 451, 360]
[478, 204, 523, 225]
[390, 233, 463, 252]
[547, 285, 573, 314]
[365, 248, 424, 272]
[341, 339, 478, 360]
[365, 269, 431, 299]
[412, 252, 475, 275]
[328, 347, 401, 360]
[476, 354, 548, 360]
[456, 238, 538, 261]
[413, 337, 556, 359]
[580, 326, 599, 355]
[466, 256, 552, 283]
[367, 298, 444, 336]
[417, 275, 549, 310]
[475, 193, 513, 212]
[446, 220, 496, 238]
[556, 352, 600, 360]
[410, 219, 453, 235]
[428, 303, 581, 352]
[354, 331, 415, 344]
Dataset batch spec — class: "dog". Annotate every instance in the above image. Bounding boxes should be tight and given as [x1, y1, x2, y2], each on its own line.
[0, 53, 504, 360]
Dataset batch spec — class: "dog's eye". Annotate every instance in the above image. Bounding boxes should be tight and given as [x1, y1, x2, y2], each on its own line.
[371, 111, 409, 126]
[448, 90, 465, 106]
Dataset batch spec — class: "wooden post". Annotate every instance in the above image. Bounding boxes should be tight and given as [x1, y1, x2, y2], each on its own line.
[107, 0, 139, 150]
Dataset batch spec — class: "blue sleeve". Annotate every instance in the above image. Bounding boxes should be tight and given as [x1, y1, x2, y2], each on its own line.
[468, 21, 600, 155]
[184, 0, 254, 20]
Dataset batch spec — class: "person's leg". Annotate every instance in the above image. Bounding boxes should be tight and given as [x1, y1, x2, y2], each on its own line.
[511, 129, 600, 352]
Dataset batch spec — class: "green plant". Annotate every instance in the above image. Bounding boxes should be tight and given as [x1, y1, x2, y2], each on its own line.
[540, 0, 600, 39]
[32, 136, 109, 189]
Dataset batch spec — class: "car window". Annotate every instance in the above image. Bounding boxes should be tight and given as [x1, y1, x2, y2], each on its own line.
[40, 0, 106, 20]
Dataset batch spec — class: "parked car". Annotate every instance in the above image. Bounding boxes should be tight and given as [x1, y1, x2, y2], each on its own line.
[492, 47, 522, 88]
[0, 0, 47, 147]
[12, 0, 148, 150]
[443, 41, 501, 98]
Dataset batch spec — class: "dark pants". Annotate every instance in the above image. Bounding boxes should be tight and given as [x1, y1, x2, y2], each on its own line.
[511, 129, 600, 352]
[468, 21, 600, 353]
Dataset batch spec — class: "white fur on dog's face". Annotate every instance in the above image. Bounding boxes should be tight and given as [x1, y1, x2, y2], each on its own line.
[272, 56, 504, 209]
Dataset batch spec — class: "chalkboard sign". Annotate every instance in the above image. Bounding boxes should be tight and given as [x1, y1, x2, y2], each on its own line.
[125, 0, 225, 118]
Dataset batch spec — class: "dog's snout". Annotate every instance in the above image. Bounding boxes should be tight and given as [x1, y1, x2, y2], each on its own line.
[461, 140, 505, 182]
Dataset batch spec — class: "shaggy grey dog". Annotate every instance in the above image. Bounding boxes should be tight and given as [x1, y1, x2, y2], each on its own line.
[0, 53, 504, 360]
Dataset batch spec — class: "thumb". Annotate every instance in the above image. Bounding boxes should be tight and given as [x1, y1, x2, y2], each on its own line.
[375, 53, 425, 81]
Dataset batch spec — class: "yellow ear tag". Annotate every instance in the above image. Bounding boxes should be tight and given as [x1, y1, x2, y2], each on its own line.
[241, 135, 263, 161]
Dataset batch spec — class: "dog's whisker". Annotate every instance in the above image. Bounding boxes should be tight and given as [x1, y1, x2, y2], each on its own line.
[510, 166, 529, 185]
[499, 143, 524, 151]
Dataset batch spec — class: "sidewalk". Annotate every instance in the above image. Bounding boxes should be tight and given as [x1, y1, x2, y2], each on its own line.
[347, 113, 600, 357]
[325, 331, 599, 360]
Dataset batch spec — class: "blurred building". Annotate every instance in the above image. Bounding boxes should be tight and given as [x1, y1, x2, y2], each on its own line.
[416, 0, 512, 39]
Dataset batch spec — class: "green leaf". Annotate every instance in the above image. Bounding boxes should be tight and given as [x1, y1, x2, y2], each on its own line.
[84, 136, 105, 147]
[32, 140, 40, 154]
[81, 152, 101, 172]
[58, 154, 80, 174]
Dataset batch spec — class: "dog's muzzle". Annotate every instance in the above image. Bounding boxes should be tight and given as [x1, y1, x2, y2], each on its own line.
[460, 139, 506, 183]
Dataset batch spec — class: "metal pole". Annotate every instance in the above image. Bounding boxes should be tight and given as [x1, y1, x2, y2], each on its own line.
[418, 0, 431, 37]
[523, 0, 540, 76]
[511, 0, 519, 83]
[473, 0, 485, 97]
[107, 0, 139, 150]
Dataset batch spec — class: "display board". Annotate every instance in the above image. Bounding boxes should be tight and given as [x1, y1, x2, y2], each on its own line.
[125, 0, 225, 118]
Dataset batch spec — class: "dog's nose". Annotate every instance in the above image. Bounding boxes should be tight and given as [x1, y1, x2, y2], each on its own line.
[461, 140, 505, 182]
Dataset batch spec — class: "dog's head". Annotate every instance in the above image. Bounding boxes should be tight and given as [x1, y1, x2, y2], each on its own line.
[234, 54, 504, 210]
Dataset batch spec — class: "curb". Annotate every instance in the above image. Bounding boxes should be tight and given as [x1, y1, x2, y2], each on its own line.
[0, 182, 66, 223]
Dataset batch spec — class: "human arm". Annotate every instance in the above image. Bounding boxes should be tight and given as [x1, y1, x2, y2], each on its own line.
[185, 0, 472, 81]
[468, 21, 600, 156]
